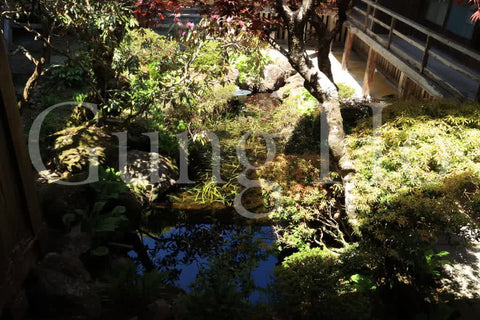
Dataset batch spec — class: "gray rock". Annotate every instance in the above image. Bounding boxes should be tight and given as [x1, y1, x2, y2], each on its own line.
[270, 91, 280, 99]
[224, 65, 240, 84]
[120, 150, 177, 199]
[38, 252, 91, 281]
[143, 299, 172, 320]
[438, 242, 480, 300]
[259, 64, 286, 92]
[266, 49, 297, 78]
[274, 74, 305, 100]
[269, 50, 296, 77]
[29, 253, 101, 319]
[53, 126, 112, 174]
[60, 226, 92, 258]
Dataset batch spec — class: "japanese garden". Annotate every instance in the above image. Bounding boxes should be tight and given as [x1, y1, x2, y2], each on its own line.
[1, 0, 480, 319]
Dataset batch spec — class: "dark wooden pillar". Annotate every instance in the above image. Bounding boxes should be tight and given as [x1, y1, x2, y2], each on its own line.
[398, 72, 407, 99]
[362, 47, 378, 96]
[0, 33, 43, 318]
[341, 30, 355, 70]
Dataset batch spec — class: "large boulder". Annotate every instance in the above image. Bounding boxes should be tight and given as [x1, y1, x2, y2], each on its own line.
[120, 150, 177, 200]
[273, 74, 305, 100]
[258, 64, 287, 92]
[52, 125, 113, 174]
[267, 49, 296, 77]
[28, 253, 102, 319]
[224, 65, 240, 84]
[438, 238, 480, 301]
[142, 299, 173, 320]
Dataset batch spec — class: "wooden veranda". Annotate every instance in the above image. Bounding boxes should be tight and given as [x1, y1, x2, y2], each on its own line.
[343, 0, 480, 100]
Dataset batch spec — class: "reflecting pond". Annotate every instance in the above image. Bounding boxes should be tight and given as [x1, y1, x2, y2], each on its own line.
[129, 223, 277, 303]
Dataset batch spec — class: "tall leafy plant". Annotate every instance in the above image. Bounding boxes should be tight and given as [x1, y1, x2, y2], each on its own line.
[31, 0, 138, 107]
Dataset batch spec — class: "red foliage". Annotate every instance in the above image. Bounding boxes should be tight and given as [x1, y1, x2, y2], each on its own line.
[206, 1, 346, 34]
[133, 0, 349, 35]
[134, 0, 196, 26]
[207, 0, 274, 31]
[470, 0, 480, 23]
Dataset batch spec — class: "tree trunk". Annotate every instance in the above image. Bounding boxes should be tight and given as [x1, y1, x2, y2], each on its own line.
[20, 54, 45, 111]
[289, 49, 353, 174]
[316, 41, 333, 83]
[276, 1, 352, 175]
[92, 47, 116, 103]
[19, 33, 50, 112]
[273, 0, 356, 225]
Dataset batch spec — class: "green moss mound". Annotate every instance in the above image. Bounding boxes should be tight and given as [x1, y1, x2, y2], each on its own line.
[347, 100, 480, 288]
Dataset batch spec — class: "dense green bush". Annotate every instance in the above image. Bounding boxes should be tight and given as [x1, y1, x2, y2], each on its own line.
[270, 247, 373, 320]
[230, 50, 271, 89]
[34, 0, 139, 104]
[197, 83, 237, 121]
[44, 64, 87, 89]
[337, 82, 356, 99]
[174, 264, 256, 320]
[256, 153, 346, 250]
[348, 101, 480, 291]
[115, 28, 177, 68]
[113, 26, 237, 130]
[63, 168, 130, 257]
[283, 88, 319, 116]
[108, 259, 167, 305]
[191, 40, 228, 76]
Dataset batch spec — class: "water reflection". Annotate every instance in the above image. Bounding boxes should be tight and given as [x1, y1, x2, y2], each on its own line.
[130, 224, 277, 303]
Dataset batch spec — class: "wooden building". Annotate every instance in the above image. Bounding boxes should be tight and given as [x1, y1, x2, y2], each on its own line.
[345, 0, 480, 100]
[375, 0, 479, 50]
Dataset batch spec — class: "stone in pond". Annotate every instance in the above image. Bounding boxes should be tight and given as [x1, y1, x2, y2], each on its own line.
[120, 150, 177, 199]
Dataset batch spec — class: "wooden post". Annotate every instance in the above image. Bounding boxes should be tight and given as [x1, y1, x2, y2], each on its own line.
[387, 17, 396, 50]
[0, 30, 42, 234]
[328, 14, 336, 32]
[398, 72, 407, 99]
[369, 0, 379, 31]
[476, 84, 480, 102]
[0, 34, 43, 315]
[421, 36, 431, 74]
[364, 4, 370, 31]
[362, 47, 378, 97]
[342, 30, 355, 70]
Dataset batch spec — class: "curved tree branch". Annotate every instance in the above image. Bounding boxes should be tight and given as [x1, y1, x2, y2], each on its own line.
[297, 0, 315, 22]
[275, 0, 293, 22]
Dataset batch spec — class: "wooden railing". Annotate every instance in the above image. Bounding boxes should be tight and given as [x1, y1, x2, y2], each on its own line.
[349, 0, 480, 99]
